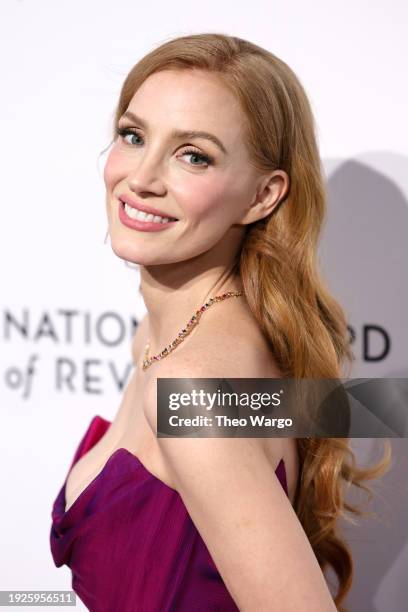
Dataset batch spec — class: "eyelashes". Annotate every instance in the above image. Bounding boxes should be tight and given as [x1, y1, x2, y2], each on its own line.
[115, 127, 214, 168]
[181, 148, 213, 167]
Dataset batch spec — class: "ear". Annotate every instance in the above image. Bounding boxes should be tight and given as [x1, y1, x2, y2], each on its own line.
[239, 170, 290, 225]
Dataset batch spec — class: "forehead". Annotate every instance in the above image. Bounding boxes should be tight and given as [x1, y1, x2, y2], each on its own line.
[124, 69, 248, 148]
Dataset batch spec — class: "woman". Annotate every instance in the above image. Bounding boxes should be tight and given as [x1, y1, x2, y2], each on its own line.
[50, 33, 390, 611]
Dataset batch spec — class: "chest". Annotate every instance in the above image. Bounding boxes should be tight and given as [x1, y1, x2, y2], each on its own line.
[64, 367, 163, 512]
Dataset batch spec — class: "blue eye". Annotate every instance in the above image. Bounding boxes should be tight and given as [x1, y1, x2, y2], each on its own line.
[116, 127, 142, 147]
[115, 127, 213, 167]
[179, 148, 212, 167]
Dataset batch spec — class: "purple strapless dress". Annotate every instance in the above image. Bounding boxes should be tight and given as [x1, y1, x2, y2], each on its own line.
[50, 415, 288, 611]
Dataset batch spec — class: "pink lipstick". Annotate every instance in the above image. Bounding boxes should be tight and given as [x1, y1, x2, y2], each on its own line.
[118, 199, 178, 232]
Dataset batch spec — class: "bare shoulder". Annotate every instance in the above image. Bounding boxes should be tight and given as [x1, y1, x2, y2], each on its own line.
[141, 318, 278, 416]
[175, 306, 283, 378]
[141, 316, 283, 451]
[142, 358, 335, 610]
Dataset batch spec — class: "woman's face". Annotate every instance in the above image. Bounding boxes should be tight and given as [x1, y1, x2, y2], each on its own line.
[104, 68, 275, 266]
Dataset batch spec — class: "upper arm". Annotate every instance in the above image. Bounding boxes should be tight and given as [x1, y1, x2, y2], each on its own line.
[145, 362, 336, 612]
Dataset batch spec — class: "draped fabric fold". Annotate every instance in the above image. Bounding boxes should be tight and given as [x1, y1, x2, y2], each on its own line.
[50, 415, 288, 612]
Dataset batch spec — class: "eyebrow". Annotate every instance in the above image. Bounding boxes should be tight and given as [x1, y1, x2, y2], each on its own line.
[121, 110, 228, 154]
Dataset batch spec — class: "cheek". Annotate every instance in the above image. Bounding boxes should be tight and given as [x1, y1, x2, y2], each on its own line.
[103, 147, 126, 189]
[173, 174, 240, 221]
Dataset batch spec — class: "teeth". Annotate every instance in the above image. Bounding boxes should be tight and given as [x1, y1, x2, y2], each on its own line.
[123, 202, 174, 223]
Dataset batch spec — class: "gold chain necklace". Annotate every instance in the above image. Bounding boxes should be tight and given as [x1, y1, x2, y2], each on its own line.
[141, 290, 244, 370]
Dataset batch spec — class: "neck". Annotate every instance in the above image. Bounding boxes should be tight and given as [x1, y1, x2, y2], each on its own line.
[139, 250, 244, 359]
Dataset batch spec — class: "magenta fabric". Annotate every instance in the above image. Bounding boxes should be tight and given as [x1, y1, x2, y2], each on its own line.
[50, 415, 288, 611]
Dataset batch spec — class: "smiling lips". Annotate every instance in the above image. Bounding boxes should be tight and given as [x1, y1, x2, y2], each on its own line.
[118, 193, 178, 220]
[118, 199, 179, 232]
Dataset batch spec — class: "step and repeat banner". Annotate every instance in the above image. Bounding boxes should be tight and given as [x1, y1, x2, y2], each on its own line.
[1, 1, 407, 611]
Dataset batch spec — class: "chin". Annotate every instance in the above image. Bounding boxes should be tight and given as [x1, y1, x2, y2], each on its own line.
[108, 238, 163, 267]
[108, 237, 142, 264]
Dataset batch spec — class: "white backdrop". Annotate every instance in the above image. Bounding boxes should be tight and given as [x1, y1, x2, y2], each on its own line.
[0, 1, 407, 610]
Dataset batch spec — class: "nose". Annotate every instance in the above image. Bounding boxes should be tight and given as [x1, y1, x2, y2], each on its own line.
[126, 150, 166, 196]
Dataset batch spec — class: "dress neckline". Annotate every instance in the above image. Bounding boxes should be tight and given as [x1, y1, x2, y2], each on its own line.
[56, 415, 288, 520]
[62, 415, 180, 516]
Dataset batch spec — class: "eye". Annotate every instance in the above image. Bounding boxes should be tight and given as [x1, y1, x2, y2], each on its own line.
[179, 148, 213, 167]
[116, 127, 142, 146]
[115, 127, 213, 168]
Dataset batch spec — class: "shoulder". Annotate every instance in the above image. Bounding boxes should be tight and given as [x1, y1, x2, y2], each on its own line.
[171, 303, 283, 378]
[141, 318, 282, 439]
[143, 359, 334, 609]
